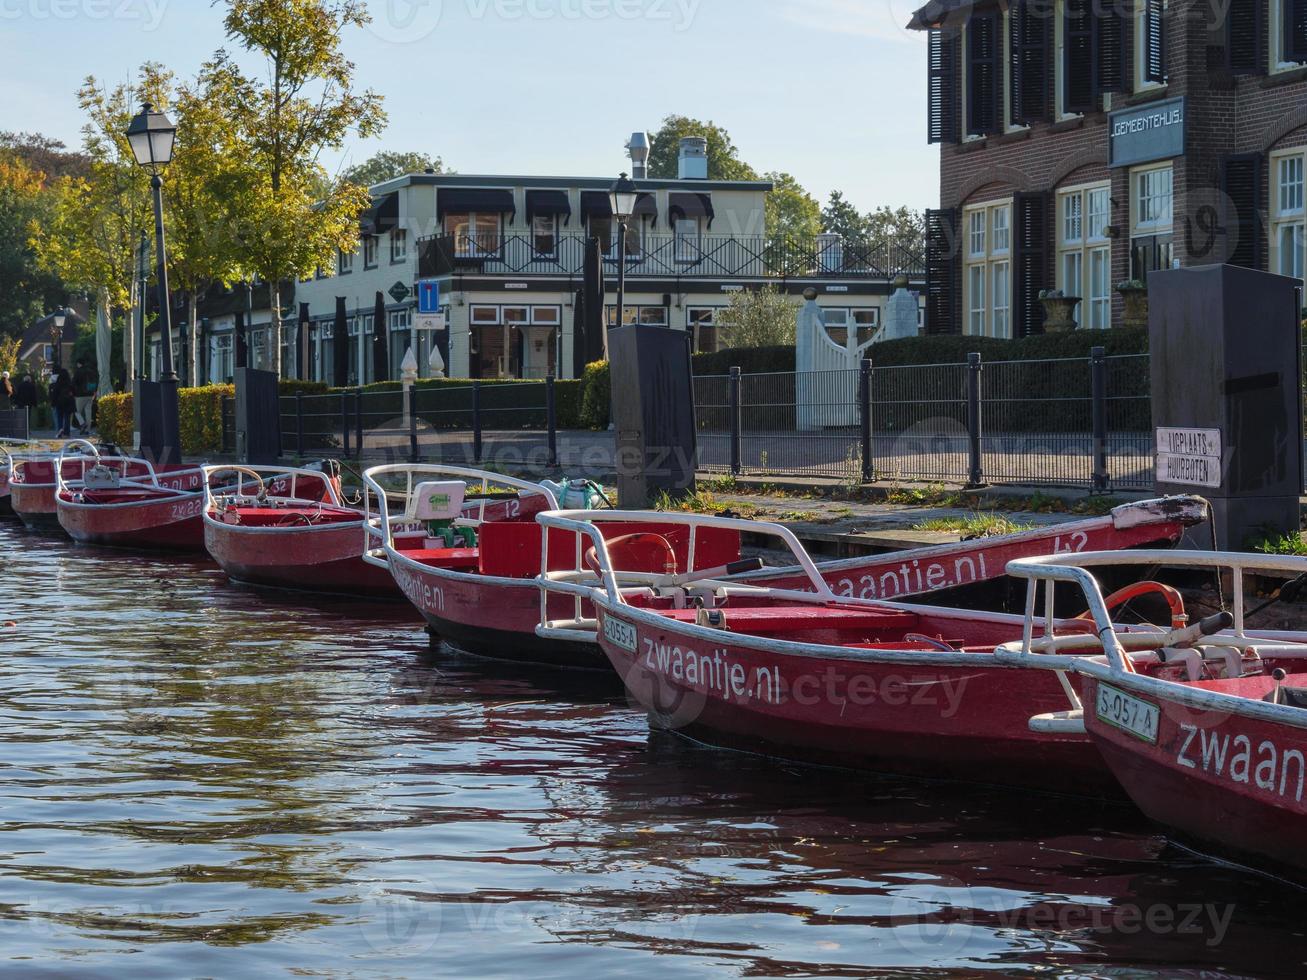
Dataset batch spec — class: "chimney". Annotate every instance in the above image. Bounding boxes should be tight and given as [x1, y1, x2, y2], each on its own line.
[678, 137, 709, 180]
[627, 132, 650, 179]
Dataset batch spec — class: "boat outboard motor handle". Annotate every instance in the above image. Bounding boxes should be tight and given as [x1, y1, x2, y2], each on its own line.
[1166, 611, 1235, 649]
[654, 557, 766, 589]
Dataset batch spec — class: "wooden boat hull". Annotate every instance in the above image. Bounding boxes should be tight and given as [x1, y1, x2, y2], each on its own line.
[1080, 670, 1307, 875]
[205, 516, 398, 597]
[592, 599, 1115, 792]
[58, 491, 206, 551]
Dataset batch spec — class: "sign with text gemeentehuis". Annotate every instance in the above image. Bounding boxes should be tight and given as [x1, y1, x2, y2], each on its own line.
[1109, 97, 1185, 168]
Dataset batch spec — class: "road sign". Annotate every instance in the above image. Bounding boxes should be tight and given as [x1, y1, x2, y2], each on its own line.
[415, 313, 447, 332]
[417, 280, 441, 314]
[1156, 427, 1222, 488]
[389, 281, 411, 303]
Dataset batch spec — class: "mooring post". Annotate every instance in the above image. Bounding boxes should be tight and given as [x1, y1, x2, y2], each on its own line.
[966, 352, 984, 489]
[472, 381, 483, 464]
[546, 376, 558, 469]
[1090, 346, 1109, 493]
[729, 366, 742, 477]
[859, 357, 873, 483]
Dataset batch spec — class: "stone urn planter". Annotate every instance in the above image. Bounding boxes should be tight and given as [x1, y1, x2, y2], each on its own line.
[1039, 291, 1082, 332]
[1117, 281, 1149, 329]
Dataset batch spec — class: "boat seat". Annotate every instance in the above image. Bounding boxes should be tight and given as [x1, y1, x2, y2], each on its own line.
[228, 507, 359, 528]
[408, 548, 480, 571]
[661, 605, 920, 636]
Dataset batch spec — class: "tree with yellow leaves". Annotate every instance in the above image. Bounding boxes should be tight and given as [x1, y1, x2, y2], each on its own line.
[211, 0, 386, 375]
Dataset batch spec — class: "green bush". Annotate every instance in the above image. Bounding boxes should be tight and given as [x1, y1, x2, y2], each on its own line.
[580, 361, 611, 430]
[321, 377, 586, 432]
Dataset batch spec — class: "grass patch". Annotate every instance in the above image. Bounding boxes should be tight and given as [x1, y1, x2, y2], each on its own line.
[1252, 532, 1307, 556]
[915, 514, 1033, 538]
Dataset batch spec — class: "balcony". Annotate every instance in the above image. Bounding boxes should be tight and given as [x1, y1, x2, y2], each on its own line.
[417, 233, 925, 282]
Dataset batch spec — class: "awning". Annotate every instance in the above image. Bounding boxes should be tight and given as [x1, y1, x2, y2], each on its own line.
[668, 192, 715, 229]
[525, 189, 572, 226]
[437, 188, 517, 221]
[906, 0, 981, 30]
[358, 192, 399, 237]
[580, 191, 659, 226]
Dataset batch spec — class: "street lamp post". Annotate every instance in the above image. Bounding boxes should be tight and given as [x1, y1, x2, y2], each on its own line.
[126, 102, 179, 461]
[49, 308, 67, 371]
[609, 173, 638, 340]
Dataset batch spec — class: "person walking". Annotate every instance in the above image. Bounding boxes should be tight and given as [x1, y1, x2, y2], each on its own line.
[13, 373, 37, 418]
[72, 359, 97, 435]
[50, 368, 76, 439]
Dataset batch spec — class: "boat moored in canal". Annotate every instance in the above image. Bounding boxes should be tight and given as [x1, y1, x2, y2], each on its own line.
[550, 509, 1236, 792]
[55, 440, 209, 550]
[1001, 550, 1307, 879]
[203, 462, 400, 597]
[363, 465, 752, 667]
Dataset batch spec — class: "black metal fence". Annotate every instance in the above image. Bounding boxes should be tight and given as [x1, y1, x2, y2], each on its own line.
[0, 409, 29, 441]
[214, 350, 1159, 491]
[695, 348, 1154, 492]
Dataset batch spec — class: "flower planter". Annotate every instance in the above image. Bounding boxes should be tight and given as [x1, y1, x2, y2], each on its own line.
[1118, 285, 1149, 330]
[1039, 295, 1082, 333]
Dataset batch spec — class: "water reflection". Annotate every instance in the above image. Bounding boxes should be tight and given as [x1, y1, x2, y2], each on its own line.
[0, 523, 1303, 976]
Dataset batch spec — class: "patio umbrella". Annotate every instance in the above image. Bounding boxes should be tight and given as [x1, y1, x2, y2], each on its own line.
[333, 297, 349, 388]
[582, 236, 606, 365]
[571, 288, 586, 379]
[297, 303, 311, 380]
[95, 294, 113, 397]
[234, 311, 248, 370]
[372, 291, 389, 384]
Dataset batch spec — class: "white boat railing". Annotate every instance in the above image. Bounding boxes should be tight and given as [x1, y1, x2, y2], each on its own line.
[202, 463, 345, 514]
[361, 463, 558, 570]
[997, 550, 1307, 673]
[534, 509, 865, 643]
[51, 440, 165, 494]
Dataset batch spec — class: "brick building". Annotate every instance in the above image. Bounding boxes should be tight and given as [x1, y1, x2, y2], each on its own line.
[910, 0, 1307, 335]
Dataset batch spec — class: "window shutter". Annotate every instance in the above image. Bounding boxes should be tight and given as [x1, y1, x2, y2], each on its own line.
[928, 29, 960, 144]
[1097, 3, 1129, 92]
[1226, 0, 1265, 73]
[1014, 193, 1051, 337]
[1064, 0, 1096, 113]
[1288, 0, 1307, 63]
[1141, 0, 1166, 83]
[926, 209, 961, 335]
[967, 13, 1000, 136]
[1010, 0, 1051, 125]
[1222, 154, 1264, 269]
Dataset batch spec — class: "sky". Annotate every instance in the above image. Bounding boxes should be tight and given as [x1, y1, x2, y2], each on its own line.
[0, 0, 939, 212]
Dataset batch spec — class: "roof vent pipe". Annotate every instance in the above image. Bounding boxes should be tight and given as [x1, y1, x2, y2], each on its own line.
[678, 137, 708, 180]
[627, 132, 650, 179]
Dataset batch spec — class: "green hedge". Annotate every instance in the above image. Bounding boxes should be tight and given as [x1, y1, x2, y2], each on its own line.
[321, 377, 585, 431]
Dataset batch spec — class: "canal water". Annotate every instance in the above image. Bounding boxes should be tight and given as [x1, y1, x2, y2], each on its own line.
[2, 521, 1306, 978]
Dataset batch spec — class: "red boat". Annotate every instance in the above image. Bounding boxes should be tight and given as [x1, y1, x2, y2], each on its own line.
[54, 442, 208, 550]
[0, 442, 16, 518]
[206, 463, 552, 598]
[363, 465, 751, 666]
[550, 511, 1239, 792]
[743, 496, 1208, 600]
[1004, 550, 1307, 877]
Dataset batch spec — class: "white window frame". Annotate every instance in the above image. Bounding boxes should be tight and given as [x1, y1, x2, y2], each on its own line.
[1271, 0, 1307, 72]
[390, 229, 408, 264]
[1053, 1, 1081, 121]
[1129, 163, 1175, 280]
[963, 199, 1014, 338]
[446, 212, 503, 258]
[674, 217, 702, 263]
[1134, 0, 1168, 92]
[363, 236, 378, 269]
[1057, 181, 1113, 328]
[532, 214, 559, 256]
[338, 249, 354, 275]
[1271, 147, 1307, 295]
